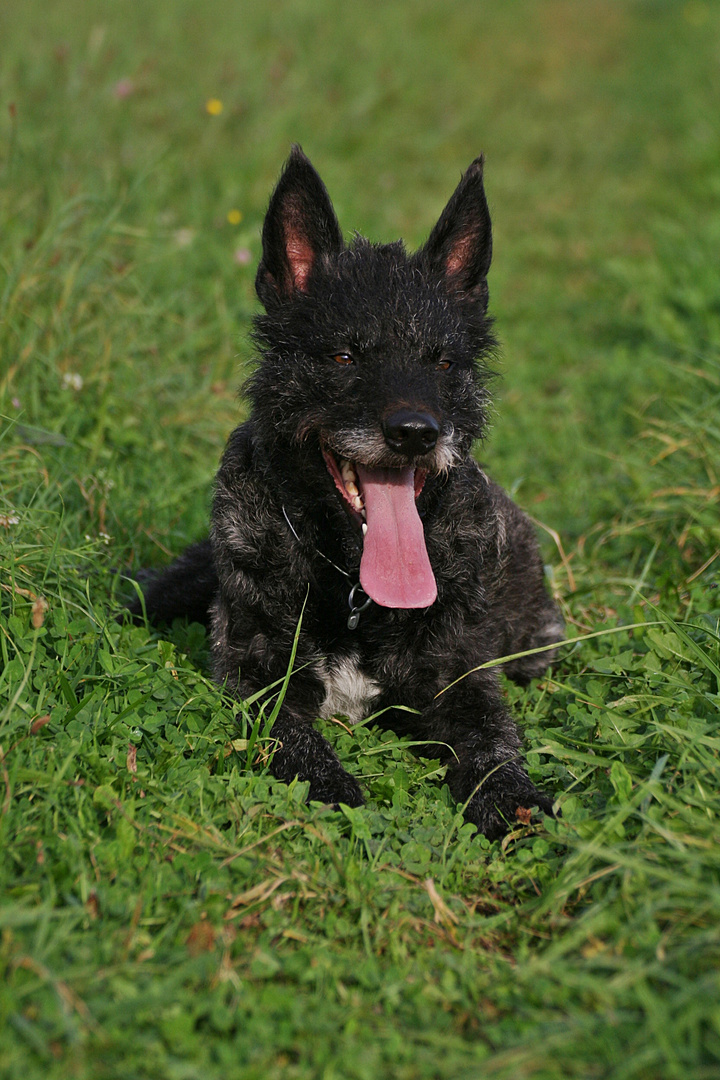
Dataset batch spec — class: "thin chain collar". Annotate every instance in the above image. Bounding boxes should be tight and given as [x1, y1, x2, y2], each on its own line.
[281, 504, 373, 630]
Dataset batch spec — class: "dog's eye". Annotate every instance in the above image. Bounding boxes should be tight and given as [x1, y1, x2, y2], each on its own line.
[333, 352, 354, 366]
[437, 359, 454, 371]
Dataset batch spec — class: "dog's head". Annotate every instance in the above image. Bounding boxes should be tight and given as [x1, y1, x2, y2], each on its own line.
[248, 147, 497, 608]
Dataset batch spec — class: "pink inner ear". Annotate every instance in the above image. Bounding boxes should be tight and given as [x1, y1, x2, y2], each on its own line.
[286, 233, 315, 291]
[284, 234, 313, 289]
[444, 231, 474, 282]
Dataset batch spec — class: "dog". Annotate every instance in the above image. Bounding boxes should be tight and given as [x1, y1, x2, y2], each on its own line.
[130, 146, 565, 839]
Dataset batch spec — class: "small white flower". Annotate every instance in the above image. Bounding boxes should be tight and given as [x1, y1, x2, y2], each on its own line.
[174, 228, 195, 248]
[0, 514, 20, 527]
[62, 372, 83, 391]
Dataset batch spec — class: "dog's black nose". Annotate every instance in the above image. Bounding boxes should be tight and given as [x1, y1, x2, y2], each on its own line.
[383, 410, 439, 457]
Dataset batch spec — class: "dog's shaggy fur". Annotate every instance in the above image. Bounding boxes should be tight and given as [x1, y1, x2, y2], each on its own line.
[131, 147, 565, 839]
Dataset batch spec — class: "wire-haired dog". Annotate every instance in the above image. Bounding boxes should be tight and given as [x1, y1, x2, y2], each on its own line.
[130, 147, 565, 839]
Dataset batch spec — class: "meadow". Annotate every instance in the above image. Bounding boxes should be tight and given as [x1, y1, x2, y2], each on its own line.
[1, 1, 719, 1077]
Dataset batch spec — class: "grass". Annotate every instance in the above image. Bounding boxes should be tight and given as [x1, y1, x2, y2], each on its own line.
[1, 1, 720, 1077]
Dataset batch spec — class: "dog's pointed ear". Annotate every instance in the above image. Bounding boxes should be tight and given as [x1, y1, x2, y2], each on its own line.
[256, 146, 344, 306]
[420, 155, 492, 306]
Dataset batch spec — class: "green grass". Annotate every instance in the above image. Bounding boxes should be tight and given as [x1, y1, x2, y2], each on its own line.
[1, 1, 720, 1077]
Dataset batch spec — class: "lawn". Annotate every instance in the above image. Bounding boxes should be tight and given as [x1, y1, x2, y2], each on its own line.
[1, 1, 719, 1077]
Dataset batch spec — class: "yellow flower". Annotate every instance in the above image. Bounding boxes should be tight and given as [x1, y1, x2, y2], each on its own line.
[205, 98, 223, 116]
[227, 209, 243, 225]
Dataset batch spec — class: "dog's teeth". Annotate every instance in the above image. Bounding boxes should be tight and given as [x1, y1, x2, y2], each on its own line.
[362, 522, 368, 536]
[352, 496, 364, 512]
[345, 481, 359, 497]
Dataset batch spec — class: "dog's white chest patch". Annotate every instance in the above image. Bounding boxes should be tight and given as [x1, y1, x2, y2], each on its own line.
[317, 656, 382, 725]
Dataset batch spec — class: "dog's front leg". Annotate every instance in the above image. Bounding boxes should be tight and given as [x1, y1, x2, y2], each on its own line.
[268, 704, 364, 809]
[227, 664, 365, 807]
[227, 667, 365, 808]
[210, 570, 365, 808]
[420, 673, 555, 839]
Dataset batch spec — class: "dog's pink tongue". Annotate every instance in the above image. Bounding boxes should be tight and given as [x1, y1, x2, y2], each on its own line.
[356, 464, 437, 609]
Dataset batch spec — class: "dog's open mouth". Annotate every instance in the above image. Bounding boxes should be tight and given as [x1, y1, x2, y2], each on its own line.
[321, 445, 438, 610]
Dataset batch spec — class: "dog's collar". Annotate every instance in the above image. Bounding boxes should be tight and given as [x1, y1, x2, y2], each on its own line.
[346, 583, 373, 630]
[281, 504, 373, 630]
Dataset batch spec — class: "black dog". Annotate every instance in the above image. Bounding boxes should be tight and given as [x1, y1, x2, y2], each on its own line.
[131, 147, 564, 839]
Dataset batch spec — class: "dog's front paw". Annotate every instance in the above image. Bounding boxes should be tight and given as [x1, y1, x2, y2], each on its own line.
[269, 719, 364, 808]
[308, 767, 364, 809]
[459, 764, 555, 840]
